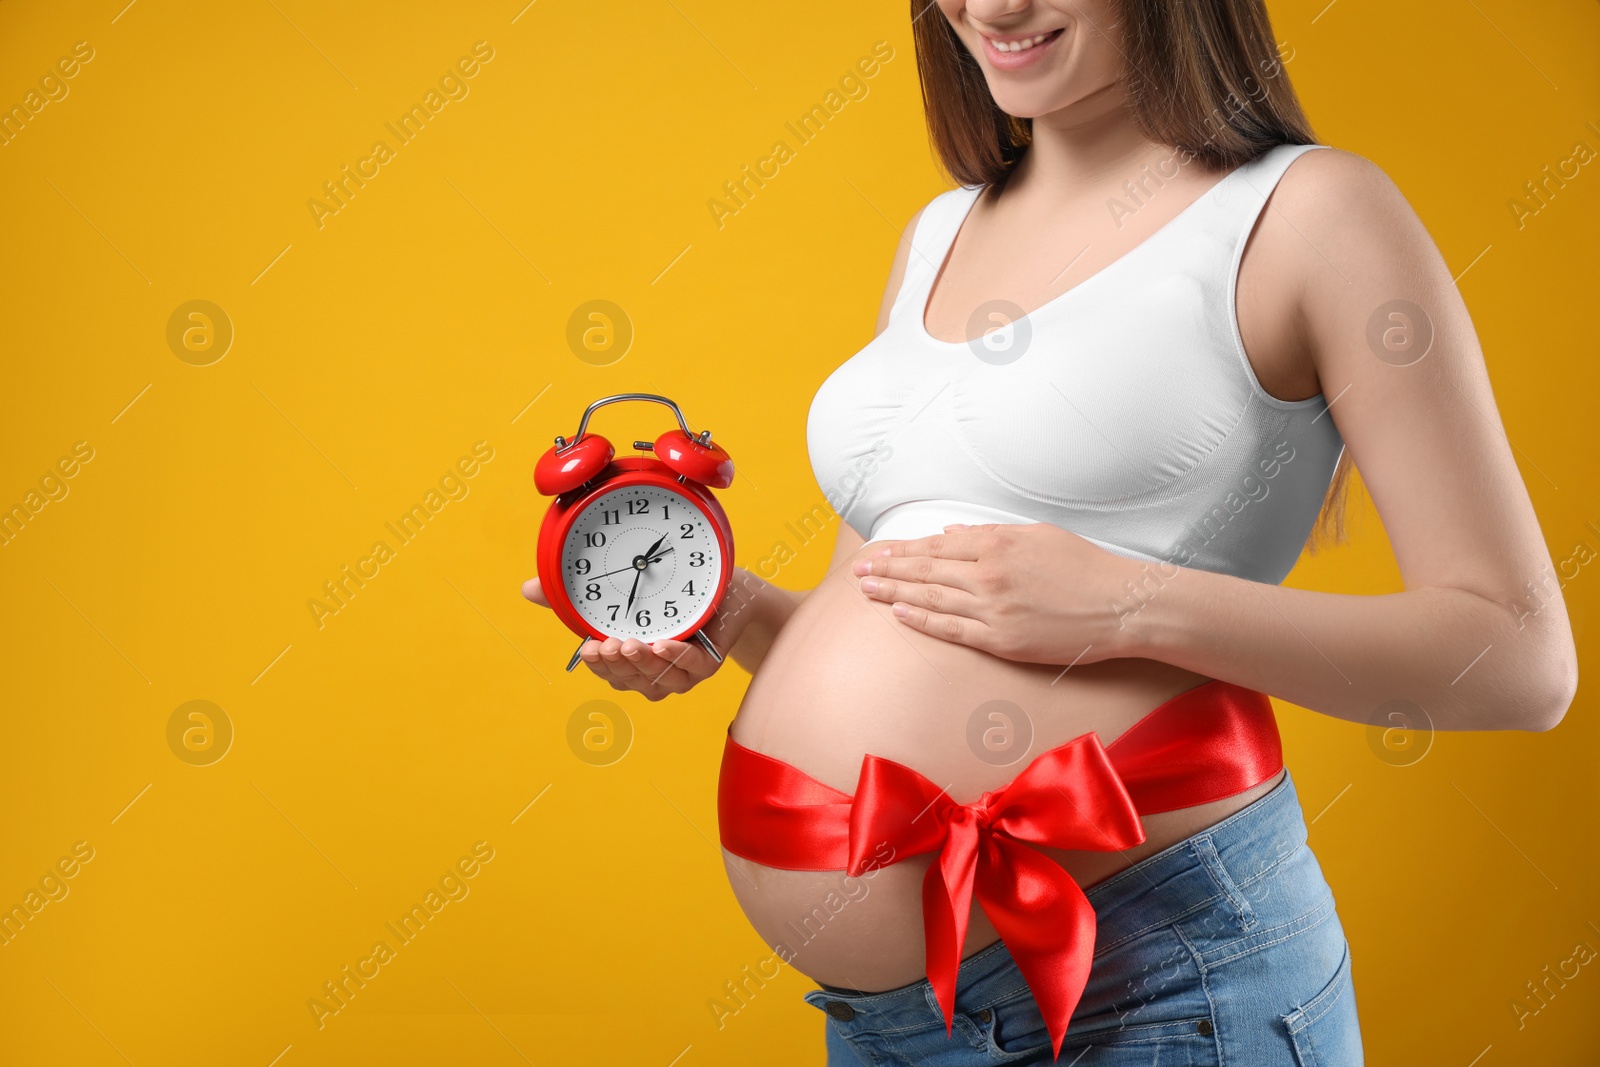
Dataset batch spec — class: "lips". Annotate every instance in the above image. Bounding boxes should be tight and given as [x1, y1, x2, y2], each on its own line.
[978, 27, 1065, 69]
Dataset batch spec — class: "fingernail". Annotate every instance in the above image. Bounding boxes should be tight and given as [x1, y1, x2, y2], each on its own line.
[860, 578, 879, 593]
[892, 602, 909, 616]
[877, 548, 890, 556]
[852, 560, 871, 575]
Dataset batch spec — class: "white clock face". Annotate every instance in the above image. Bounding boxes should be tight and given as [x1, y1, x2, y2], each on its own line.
[561, 483, 724, 641]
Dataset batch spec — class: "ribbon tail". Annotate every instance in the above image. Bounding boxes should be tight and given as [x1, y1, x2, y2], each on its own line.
[977, 837, 1100, 1061]
[922, 818, 979, 1035]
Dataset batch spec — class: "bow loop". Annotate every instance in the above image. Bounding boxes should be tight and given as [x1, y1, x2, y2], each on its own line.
[845, 731, 1148, 1061]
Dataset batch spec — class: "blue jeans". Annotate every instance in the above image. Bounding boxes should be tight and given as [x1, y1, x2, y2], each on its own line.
[802, 767, 1362, 1065]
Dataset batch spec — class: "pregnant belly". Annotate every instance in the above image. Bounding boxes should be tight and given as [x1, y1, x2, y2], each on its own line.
[722, 535, 1281, 992]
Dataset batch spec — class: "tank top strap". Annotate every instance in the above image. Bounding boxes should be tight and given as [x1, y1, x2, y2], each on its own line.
[887, 184, 984, 323]
[1215, 142, 1330, 252]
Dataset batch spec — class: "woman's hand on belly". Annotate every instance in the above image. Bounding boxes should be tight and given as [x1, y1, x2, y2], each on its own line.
[851, 522, 1144, 667]
[725, 525, 1224, 989]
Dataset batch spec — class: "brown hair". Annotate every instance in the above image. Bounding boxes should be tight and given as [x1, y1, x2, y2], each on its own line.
[911, 0, 1353, 550]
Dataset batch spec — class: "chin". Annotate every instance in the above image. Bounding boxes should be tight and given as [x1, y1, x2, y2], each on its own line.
[986, 68, 1121, 125]
[980, 83, 1074, 121]
[985, 92, 1058, 121]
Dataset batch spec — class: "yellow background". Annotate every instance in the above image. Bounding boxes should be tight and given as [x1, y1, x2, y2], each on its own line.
[1, 1, 1596, 1063]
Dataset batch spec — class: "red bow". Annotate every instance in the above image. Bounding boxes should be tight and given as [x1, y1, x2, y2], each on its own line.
[845, 733, 1146, 1061]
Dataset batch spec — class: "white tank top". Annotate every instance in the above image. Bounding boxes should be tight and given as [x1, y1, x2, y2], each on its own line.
[806, 142, 1343, 586]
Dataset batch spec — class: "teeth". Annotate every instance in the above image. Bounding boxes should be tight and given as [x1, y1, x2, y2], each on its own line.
[992, 33, 1052, 53]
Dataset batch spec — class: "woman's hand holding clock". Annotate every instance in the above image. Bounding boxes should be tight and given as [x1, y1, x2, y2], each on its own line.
[521, 565, 759, 701]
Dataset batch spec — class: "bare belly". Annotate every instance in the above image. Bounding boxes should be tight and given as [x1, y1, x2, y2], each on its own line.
[723, 535, 1283, 992]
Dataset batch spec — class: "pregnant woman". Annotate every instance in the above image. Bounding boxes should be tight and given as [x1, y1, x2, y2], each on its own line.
[525, 0, 1578, 1063]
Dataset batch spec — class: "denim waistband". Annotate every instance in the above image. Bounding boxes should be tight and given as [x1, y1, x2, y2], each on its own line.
[1084, 764, 1305, 955]
[808, 766, 1307, 1022]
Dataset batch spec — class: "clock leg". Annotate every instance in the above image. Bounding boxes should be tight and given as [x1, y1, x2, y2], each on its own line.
[565, 637, 587, 672]
[693, 629, 723, 663]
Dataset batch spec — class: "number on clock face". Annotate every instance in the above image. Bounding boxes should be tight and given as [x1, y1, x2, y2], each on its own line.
[562, 484, 722, 641]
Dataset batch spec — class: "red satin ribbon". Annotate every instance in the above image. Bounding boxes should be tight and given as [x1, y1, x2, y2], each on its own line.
[717, 680, 1283, 1061]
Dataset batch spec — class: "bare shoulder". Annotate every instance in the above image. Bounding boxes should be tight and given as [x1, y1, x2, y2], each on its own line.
[1274, 146, 1401, 206]
[1268, 147, 1444, 283]
[1255, 147, 1464, 364]
[1237, 146, 1456, 399]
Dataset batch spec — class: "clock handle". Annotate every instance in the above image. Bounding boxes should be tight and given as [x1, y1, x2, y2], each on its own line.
[555, 392, 715, 451]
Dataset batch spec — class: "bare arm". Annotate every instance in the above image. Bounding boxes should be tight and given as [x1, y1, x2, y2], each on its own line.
[1118, 149, 1578, 731]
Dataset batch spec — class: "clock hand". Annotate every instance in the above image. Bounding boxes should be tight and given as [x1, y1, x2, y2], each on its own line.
[591, 561, 646, 580]
[625, 566, 643, 615]
[589, 542, 676, 581]
[580, 539, 677, 587]
[625, 535, 672, 615]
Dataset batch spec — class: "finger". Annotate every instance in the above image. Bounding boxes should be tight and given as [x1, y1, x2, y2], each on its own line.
[858, 574, 983, 618]
[640, 640, 717, 688]
[852, 552, 984, 592]
[590, 639, 712, 693]
[873, 526, 994, 562]
[585, 637, 713, 691]
[579, 639, 636, 684]
[888, 599, 998, 652]
[619, 638, 690, 681]
[592, 637, 639, 675]
[600, 638, 667, 686]
[522, 577, 550, 606]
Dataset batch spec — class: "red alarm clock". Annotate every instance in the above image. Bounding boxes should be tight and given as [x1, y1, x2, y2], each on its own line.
[535, 393, 735, 672]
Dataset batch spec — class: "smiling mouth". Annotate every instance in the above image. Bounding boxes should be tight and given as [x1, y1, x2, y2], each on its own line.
[984, 28, 1065, 53]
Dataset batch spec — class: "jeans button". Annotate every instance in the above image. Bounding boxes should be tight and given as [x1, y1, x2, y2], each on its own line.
[826, 1001, 856, 1022]
[1197, 1019, 1214, 1036]
[976, 1009, 992, 1023]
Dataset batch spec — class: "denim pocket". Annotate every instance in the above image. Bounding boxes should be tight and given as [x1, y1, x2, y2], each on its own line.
[978, 987, 1215, 1062]
[1282, 937, 1363, 1066]
[969, 984, 1052, 1058]
[975, 927, 1219, 1064]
